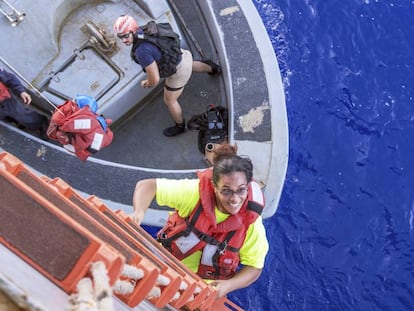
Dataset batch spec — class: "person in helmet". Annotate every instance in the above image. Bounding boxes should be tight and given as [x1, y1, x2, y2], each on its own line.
[113, 14, 221, 137]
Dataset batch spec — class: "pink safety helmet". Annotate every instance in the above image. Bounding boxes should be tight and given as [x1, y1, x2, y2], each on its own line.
[113, 14, 138, 34]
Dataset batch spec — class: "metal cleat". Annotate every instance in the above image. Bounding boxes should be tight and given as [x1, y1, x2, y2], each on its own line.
[0, 8, 17, 27]
[0, 0, 25, 26]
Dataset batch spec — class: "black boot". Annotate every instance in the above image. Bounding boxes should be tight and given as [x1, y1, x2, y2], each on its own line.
[200, 59, 222, 76]
[163, 120, 186, 137]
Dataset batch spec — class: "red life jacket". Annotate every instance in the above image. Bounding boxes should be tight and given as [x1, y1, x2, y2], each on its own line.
[47, 100, 113, 161]
[0, 82, 11, 102]
[157, 169, 265, 280]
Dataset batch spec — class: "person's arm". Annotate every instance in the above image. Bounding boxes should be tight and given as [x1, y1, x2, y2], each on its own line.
[0, 68, 27, 96]
[209, 266, 262, 298]
[140, 61, 160, 88]
[132, 178, 157, 225]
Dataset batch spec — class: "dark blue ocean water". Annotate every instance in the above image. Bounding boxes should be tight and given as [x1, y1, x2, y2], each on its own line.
[226, 0, 414, 310]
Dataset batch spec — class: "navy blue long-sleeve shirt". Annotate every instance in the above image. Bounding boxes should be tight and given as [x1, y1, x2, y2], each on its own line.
[0, 67, 25, 95]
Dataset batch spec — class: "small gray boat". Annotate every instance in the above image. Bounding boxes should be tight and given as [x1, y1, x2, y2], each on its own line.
[0, 0, 288, 309]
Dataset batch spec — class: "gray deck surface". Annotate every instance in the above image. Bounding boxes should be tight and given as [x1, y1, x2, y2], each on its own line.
[94, 74, 222, 170]
[94, 0, 224, 170]
[0, 0, 280, 212]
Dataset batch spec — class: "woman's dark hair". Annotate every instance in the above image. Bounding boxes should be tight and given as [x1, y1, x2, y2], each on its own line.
[212, 154, 253, 184]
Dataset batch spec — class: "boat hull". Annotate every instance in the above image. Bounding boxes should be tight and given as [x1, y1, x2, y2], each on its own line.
[0, 0, 288, 222]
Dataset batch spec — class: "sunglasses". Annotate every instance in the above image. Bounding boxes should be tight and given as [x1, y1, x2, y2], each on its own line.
[117, 32, 131, 40]
[216, 186, 248, 197]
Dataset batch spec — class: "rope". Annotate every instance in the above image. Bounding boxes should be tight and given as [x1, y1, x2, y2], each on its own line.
[68, 278, 98, 311]
[187, 286, 202, 303]
[169, 280, 188, 302]
[156, 274, 170, 286]
[66, 262, 114, 311]
[112, 280, 134, 296]
[146, 287, 161, 300]
[67, 262, 195, 308]
[119, 264, 144, 279]
[90, 262, 113, 311]
[112, 265, 173, 300]
[179, 280, 188, 291]
[112, 264, 144, 295]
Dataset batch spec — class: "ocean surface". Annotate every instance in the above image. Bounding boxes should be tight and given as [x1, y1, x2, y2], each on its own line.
[226, 0, 414, 310]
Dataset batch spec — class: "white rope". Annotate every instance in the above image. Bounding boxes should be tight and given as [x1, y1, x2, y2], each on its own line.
[111, 264, 145, 295]
[120, 264, 144, 280]
[170, 292, 180, 301]
[146, 276, 183, 303]
[146, 287, 161, 300]
[155, 275, 170, 286]
[66, 261, 114, 311]
[90, 262, 113, 311]
[66, 262, 194, 309]
[66, 278, 98, 311]
[169, 281, 187, 302]
[179, 280, 188, 291]
[186, 286, 202, 303]
[112, 280, 134, 295]
[142, 275, 171, 300]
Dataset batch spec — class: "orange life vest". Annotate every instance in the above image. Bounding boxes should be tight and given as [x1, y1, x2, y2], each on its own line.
[0, 82, 11, 102]
[47, 100, 113, 161]
[157, 169, 264, 280]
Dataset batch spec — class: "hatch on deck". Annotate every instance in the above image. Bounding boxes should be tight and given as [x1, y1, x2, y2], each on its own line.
[43, 46, 123, 102]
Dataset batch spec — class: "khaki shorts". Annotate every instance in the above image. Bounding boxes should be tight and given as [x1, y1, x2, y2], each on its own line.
[165, 49, 193, 90]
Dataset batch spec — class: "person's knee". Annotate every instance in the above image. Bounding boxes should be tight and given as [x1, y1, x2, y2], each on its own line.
[163, 92, 179, 107]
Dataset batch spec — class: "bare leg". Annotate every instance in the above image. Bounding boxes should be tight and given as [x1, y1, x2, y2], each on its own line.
[192, 60, 221, 75]
[192, 61, 213, 73]
[163, 87, 185, 124]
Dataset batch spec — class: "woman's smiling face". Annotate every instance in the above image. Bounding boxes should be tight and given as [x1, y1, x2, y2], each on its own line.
[213, 172, 249, 215]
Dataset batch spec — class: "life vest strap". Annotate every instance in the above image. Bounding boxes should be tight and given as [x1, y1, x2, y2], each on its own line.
[157, 206, 203, 247]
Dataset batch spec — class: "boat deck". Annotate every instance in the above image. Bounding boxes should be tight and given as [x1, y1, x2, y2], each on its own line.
[0, 0, 289, 309]
[94, 0, 225, 170]
[94, 71, 223, 170]
[0, 0, 288, 222]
